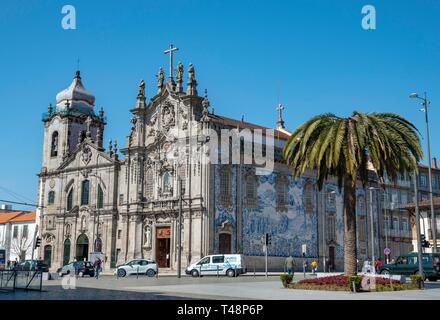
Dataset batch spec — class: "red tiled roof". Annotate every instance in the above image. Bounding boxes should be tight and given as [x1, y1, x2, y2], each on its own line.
[417, 163, 440, 172]
[208, 114, 291, 140]
[0, 211, 36, 224]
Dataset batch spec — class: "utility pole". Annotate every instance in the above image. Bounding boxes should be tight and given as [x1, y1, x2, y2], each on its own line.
[413, 171, 424, 280]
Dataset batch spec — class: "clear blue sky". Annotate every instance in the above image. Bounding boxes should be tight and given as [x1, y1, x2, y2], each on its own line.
[0, 0, 439, 210]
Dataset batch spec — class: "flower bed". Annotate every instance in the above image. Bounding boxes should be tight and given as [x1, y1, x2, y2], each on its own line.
[284, 274, 418, 292]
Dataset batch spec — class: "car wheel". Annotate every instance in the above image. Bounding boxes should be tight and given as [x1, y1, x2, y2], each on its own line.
[78, 271, 84, 277]
[427, 277, 438, 282]
[380, 269, 390, 276]
[146, 269, 156, 277]
[226, 269, 235, 277]
[191, 269, 199, 277]
[117, 269, 126, 278]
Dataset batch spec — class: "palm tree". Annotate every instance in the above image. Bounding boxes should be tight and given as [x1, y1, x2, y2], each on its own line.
[283, 112, 423, 275]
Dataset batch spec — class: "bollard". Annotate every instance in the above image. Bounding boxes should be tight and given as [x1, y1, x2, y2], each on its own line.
[137, 266, 139, 279]
[156, 268, 159, 279]
[235, 266, 237, 278]
[199, 266, 202, 277]
[217, 265, 219, 278]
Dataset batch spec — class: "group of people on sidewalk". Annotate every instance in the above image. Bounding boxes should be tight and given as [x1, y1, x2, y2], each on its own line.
[284, 255, 322, 275]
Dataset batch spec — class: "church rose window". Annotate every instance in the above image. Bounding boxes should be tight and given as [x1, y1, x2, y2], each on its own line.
[81, 180, 90, 205]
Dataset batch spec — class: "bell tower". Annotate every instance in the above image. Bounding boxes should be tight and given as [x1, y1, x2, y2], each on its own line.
[41, 70, 105, 172]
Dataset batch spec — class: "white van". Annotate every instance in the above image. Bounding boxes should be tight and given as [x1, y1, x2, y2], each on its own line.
[185, 254, 246, 277]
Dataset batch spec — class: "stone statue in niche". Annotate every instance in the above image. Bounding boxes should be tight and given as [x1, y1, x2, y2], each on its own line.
[80, 215, 86, 232]
[144, 224, 152, 248]
[94, 237, 102, 252]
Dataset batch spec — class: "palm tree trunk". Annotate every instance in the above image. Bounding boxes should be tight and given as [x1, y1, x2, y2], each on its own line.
[343, 177, 358, 276]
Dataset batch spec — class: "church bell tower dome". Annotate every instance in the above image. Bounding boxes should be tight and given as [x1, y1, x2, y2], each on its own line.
[55, 70, 96, 115]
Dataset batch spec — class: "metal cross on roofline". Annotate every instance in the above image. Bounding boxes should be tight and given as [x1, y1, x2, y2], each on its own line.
[276, 103, 284, 122]
[164, 44, 179, 81]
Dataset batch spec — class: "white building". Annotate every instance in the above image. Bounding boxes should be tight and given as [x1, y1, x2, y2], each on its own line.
[0, 209, 36, 264]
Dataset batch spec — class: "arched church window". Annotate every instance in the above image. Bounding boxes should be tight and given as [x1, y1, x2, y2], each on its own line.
[245, 175, 257, 208]
[81, 180, 90, 206]
[48, 191, 55, 205]
[162, 172, 171, 193]
[51, 131, 59, 157]
[66, 189, 73, 211]
[275, 176, 288, 211]
[219, 166, 232, 207]
[304, 183, 314, 214]
[97, 184, 104, 209]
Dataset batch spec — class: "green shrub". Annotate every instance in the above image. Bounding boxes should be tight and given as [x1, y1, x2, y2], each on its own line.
[348, 275, 362, 292]
[280, 274, 294, 287]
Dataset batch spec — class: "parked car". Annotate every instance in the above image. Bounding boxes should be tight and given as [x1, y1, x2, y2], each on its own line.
[378, 252, 440, 281]
[57, 261, 95, 277]
[18, 260, 49, 272]
[186, 254, 247, 277]
[115, 259, 157, 277]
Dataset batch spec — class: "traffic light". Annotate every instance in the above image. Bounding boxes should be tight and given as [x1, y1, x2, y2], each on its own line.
[34, 237, 41, 249]
[420, 234, 430, 248]
[265, 233, 272, 246]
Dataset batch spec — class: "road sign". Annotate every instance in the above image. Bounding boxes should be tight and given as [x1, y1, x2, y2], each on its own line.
[384, 247, 391, 255]
[302, 244, 307, 255]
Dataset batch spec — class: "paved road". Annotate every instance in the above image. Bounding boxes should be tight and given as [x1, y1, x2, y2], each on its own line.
[1, 274, 440, 300]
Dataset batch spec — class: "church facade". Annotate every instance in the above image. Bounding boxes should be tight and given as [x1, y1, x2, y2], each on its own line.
[36, 56, 393, 273]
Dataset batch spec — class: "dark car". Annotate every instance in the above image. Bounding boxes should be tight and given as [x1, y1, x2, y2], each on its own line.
[18, 260, 49, 272]
[57, 261, 95, 277]
[378, 253, 440, 281]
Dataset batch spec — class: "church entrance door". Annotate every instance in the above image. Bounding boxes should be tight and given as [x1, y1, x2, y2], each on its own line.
[329, 246, 335, 271]
[76, 234, 89, 261]
[219, 233, 231, 254]
[156, 227, 171, 268]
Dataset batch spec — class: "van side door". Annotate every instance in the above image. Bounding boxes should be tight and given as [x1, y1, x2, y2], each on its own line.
[211, 255, 225, 275]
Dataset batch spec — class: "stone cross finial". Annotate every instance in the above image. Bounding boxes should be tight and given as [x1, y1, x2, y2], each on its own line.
[276, 103, 285, 129]
[164, 44, 179, 83]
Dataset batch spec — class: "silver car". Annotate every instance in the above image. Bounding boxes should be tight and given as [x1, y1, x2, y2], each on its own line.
[115, 259, 158, 277]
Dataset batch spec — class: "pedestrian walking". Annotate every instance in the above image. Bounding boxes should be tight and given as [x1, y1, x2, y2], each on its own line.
[94, 258, 101, 279]
[284, 255, 295, 275]
[310, 260, 318, 274]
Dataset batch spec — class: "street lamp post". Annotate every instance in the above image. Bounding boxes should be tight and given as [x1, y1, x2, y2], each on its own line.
[368, 187, 376, 274]
[413, 171, 424, 281]
[410, 92, 437, 253]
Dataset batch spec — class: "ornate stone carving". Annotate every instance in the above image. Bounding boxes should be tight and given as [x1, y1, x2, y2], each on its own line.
[81, 145, 92, 165]
[157, 67, 164, 93]
[162, 102, 175, 128]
